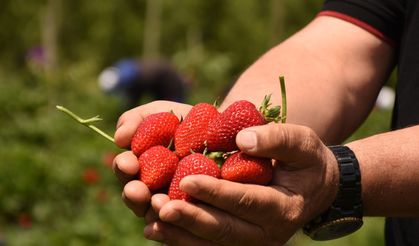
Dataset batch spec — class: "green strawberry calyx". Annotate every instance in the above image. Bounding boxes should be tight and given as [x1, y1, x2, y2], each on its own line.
[206, 149, 240, 168]
[259, 94, 281, 123]
[56, 105, 115, 144]
[259, 76, 287, 123]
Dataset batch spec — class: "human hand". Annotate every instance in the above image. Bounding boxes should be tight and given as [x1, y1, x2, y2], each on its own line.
[142, 123, 340, 246]
[112, 100, 192, 217]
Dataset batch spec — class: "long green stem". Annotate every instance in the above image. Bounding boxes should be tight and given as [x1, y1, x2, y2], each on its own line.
[56, 105, 115, 144]
[279, 76, 287, 123]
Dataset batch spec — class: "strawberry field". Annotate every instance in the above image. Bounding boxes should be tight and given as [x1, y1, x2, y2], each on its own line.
[0, 1, 394, 245]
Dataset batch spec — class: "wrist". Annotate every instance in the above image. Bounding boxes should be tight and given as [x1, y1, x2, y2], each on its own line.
[304, 145, 340, 223]
[303, 145, 363, 240]
[324, 146, 341, 210]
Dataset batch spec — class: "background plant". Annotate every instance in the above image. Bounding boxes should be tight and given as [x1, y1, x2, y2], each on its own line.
[0, 1, 393, 245]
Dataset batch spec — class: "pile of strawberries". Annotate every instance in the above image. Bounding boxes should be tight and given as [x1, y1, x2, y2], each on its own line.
[131, 96, 283, 202]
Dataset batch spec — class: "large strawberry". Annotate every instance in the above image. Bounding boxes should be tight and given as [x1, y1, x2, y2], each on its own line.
[221, 151, 273, 185]
[206, 100, 266, 152]
[174, 103, 220, 158]
[131, 112, 180, 156]
[168, 153, 221, 202]
[206, 96, 282, 152]
[139, 145, 179, 191]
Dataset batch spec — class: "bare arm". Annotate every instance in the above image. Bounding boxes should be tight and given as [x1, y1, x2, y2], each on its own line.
[222, 16, 419, 217]
[346, 125, 419, 217]
[222, 16, 395, 143]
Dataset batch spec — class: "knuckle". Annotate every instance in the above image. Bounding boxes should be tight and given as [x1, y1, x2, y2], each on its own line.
[299, 126, 321, 153]
[179, 204, 201, 228]
[275, 125, 291, 150]
[282, 195, 305, 224]
[236, 190, 256, 212]
[203, 181, 224, 203]
[213, 216, 235, 244]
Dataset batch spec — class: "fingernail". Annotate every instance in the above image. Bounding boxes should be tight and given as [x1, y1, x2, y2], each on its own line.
[116, 118, 124, 129]
[180, 177, 198, 195]
[143, 223, 165, 241]
[165, 209, 180, 222]
[237, 130, 257, 150]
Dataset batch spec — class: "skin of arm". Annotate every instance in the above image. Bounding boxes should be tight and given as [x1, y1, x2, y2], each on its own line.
[346, 125, 419, 217]
[222, 16, 394, 144]
[112, 15, 419, 245]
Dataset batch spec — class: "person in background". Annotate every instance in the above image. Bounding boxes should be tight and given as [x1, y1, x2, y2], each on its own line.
[98, 59, 188, 110]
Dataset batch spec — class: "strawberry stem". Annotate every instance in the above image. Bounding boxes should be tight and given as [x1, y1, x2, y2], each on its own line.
[56, 105, 115, 144]
[279, 76, 287, 123]
[206, 151, 226, 168]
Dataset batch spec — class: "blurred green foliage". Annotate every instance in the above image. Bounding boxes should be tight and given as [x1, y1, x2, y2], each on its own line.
[0, 0, 392, 245]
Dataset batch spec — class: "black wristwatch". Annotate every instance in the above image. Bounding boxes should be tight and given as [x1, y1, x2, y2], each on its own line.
[303, 145, 363, 241]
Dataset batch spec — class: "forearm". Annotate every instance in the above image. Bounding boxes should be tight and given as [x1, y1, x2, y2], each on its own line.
[346, 125, 419, 217]
[222, 16, 394, 143]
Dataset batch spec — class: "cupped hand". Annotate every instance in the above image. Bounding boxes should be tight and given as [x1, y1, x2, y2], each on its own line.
[112, 100, 192, 217]
[143, 123, 340, 246]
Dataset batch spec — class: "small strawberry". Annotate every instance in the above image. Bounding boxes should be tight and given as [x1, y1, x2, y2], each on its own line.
[131, 112, 180, 156]
[221, 152, 273, 185]
[168, 153, 221, 202]
[139, 145, 179, 191]
[206, 100, 266, 152]
[82, 167, 100, 185]
[174, 103, 220, 158]
[18, 212, 32, 229]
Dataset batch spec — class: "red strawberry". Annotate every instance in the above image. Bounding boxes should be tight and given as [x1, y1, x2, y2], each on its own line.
[131, 112, 180, 156]
[139, 145, 179, 191]
[82, 167, 100, 185]
[221, 152, 273, 185]
[206, 100, 266, 152]
[18, 212, 32, 229]
[174, 103, 220, 158]
[168, 153, 221, 202]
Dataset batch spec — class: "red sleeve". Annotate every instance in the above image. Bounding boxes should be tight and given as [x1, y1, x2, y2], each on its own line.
[320, 0, 404, 47]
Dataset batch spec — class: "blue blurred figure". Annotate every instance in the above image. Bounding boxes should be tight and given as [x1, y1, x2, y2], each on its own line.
[98, 59, 188, 110]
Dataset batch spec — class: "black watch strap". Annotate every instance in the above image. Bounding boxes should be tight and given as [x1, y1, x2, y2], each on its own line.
[328, 145, 362, 215]
[303, 145, 363, 240]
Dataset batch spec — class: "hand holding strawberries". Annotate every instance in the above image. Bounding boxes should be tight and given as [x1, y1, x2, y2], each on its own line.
[140, 123, 340, 246]
[112, 100, 192, 216]
[112, 100, 340, 246]
[58, 78, 340, 245]
[112, 96, 281, 217]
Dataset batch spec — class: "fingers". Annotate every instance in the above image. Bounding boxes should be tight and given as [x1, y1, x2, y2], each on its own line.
[178, 175, 292, 225]
[157, 200, 267, 246]
[114, 101, 192, 148]
[112, 151, 138, 184]
[237, 123, 339, 218]
[236, 123, 324, 164]
[122, 180, 151, 217]
[145, 193, 171, 224]
[145, 194, 220, 246]
[115, 107, 144, 148]
[144, 221, 218, 246]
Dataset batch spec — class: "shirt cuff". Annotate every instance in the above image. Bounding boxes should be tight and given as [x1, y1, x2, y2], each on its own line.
[317, 10, 395, 47]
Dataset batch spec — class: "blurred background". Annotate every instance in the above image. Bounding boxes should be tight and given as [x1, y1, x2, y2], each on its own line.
[0, 0, 395, 245]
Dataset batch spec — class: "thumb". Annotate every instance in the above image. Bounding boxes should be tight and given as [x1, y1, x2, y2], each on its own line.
[236, 123, 324, 163]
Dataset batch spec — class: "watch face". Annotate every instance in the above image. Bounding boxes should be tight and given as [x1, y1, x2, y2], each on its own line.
[312, 218, 363, 241]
